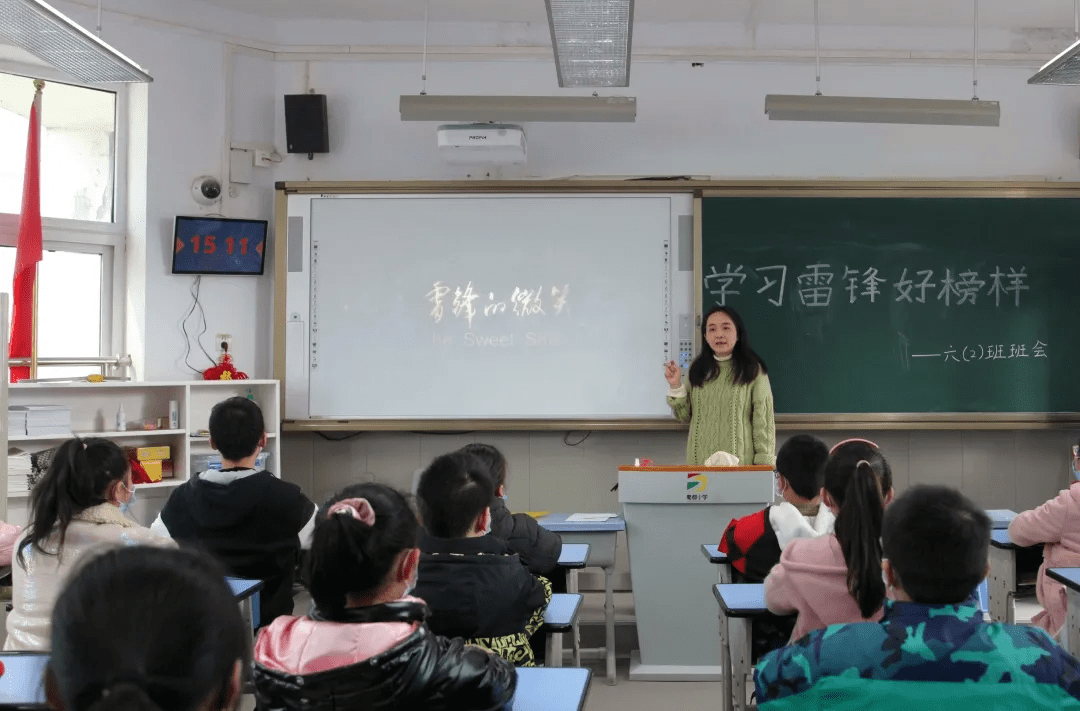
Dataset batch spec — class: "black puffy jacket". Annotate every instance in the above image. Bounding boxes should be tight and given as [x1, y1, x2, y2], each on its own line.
[488, 498, 563, 577]
[253, 601, 516, 711]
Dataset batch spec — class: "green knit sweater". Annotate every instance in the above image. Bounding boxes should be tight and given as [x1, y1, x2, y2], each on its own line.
[667, 359, 776, 467]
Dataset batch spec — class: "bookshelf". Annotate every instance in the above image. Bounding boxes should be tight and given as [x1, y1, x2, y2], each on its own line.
[4, 380, 281, 523]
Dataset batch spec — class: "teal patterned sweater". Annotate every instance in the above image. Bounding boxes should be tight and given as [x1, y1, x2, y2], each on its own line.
[667, 359, 776, 467]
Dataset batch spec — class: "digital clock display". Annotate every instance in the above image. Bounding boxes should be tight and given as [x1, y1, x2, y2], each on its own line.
[172, 216, 268, 275]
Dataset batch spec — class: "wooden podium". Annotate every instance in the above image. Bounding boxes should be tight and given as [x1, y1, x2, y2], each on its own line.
[619, 464, 773, 681]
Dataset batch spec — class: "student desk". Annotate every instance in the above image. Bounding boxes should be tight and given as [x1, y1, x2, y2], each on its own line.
[986, 509, 1018, 529]
[538, 514, 624, 685]
[226, 577, 263, 635]
[543, 593, 584, 668]
[514, 667, 592, 711]
[1048, 567, 1080, 655]
[713, 583, 768, 711]
[0, 653, 47, 709]
[556, 543, 590, 667]
[988, 530, 1042, 624]
[702, 544, 732, 584]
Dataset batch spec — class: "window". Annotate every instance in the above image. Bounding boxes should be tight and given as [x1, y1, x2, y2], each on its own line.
[0, 70, 124, 377]
[0, 73, 116, 223]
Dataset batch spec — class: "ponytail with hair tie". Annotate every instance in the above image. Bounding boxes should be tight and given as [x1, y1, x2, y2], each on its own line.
[824, 441, 893, 620]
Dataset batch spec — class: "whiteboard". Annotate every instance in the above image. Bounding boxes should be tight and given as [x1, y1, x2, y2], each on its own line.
[285, 193, 689, 420]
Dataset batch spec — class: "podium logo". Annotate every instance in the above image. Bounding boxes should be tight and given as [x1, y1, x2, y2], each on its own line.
[687, 473, 708, 493]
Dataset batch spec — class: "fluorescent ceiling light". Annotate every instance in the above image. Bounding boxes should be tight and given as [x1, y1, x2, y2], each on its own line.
[764, 95, 1000, 127]
[1028, 38, 1080, 85]
[545, 0, 634, 88]
[400, 95, 636, 123]
[0, 0, 152, 83]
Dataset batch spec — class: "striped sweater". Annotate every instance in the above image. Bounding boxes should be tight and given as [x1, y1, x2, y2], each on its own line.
[667, 359, 776, 467]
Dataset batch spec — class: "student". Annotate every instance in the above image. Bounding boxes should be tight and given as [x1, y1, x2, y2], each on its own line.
[459, 443, 563, 578]
[46, 546, 248, 711]
[413, 452, 551, 666]
[5, 438, 172, 651]
[664, 305, 775, 466]
[719, 434, 834, 583]
[764, 439, 893, 641]
[1007, 441, 1080, 637]
[755, 485, 1080, 709]
[152, 396, 317, 627]
[253, 483, 516, 711]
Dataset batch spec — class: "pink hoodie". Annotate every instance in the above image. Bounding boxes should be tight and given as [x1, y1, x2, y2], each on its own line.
[255, 597, 425, 675]
[764, 534, 883, 641]
[1008, 483, 1080, 636]
[0, 522, 20, 567]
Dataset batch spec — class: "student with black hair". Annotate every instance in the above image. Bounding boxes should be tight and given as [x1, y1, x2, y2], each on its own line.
[152, 396, 317, 628]
[764, 439, 893, 641]
[459, 443, 562, 578]
[756, 485, 1080, 709]
[254, 482, 515, 711]
[719, 434, 834, 583]
[664, 305, 775, 466]
[46, 546, 248, 711]
[5, 438, 173, 651]
[413, 451, 551, 666]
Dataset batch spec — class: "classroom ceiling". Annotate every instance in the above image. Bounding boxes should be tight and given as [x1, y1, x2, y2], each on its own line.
[200, 0, 1071, 29]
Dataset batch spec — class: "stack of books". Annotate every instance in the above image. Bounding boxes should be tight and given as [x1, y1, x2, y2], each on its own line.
[7, 449, 32, 494]
[21, 406, 71, 438]
[7, 409, 26, 437]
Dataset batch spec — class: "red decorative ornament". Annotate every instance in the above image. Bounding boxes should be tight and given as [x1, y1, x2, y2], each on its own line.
[203, 348, 248, 381]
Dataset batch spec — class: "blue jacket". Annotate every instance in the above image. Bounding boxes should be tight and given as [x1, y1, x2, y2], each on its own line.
[755, 599, 1080, 710]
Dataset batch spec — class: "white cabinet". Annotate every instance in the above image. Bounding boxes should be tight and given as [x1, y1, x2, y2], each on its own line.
[4, 380, 281, 526]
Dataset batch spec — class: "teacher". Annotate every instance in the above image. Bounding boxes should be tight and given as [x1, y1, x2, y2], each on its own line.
[664, 306, 775, 467]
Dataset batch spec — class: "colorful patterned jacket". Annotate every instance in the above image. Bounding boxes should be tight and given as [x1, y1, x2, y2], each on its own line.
[755, 599, 1080, 710]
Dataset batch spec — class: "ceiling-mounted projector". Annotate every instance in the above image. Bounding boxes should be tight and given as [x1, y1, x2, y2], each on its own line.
[437, 124, 527, 165]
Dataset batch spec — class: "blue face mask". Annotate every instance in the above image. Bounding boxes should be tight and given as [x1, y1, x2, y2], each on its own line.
[119, 483, 137, 514]
[1073, 463, 1080, 482]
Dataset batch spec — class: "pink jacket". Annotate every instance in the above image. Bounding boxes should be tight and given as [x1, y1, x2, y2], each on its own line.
[0, 521, 20, 568]
[764, 534, 883, 641]
[1008, 484, 1080, 636]
[255, 600, 422, 674]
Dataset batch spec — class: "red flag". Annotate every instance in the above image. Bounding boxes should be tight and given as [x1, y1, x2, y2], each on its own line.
[10, 82, 43, 383]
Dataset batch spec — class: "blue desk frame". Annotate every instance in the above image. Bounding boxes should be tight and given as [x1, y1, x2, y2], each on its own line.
[543, 593, 584, 669]
[702, 544, 731, 584]
[713, 584, 768, 711]
[226, 576, 263, 635]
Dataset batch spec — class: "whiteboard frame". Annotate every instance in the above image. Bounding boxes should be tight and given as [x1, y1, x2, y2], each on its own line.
[274, 180, 1080, 430]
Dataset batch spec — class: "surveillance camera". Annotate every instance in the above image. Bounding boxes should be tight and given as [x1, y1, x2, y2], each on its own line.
[191, 176, 222, 206]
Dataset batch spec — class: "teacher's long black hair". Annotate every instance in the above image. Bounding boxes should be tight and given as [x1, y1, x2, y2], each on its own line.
[688, 305, 767, 388]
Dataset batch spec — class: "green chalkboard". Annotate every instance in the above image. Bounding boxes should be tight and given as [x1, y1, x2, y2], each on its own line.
[700, 196, 1080, 413]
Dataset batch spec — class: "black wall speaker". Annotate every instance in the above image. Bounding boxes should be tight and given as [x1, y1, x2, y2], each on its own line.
[284, 94, 330, 157]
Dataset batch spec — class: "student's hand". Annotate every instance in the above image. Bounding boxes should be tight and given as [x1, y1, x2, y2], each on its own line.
[664, 361, 682, 388]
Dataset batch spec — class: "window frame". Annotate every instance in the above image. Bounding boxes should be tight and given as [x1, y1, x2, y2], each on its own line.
[0, 66, 127, 363]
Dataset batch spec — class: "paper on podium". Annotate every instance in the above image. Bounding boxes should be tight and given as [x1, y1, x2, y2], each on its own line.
[566, 513, 617, 522]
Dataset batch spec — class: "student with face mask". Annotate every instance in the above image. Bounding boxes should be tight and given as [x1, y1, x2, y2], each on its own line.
[5, 438, 174, 651]
[1007, 440, 1080, 638]
[254, 482, 516, 711]
[46, 546, 248, 711]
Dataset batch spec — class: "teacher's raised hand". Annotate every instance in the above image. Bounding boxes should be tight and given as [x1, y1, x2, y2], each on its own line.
[664, 360, 682, 388]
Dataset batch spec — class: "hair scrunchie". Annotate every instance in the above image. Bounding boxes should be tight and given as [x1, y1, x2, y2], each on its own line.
[327, 498, 376, 526]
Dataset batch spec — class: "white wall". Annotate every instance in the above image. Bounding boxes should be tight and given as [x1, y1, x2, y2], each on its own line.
[272, 58, 1080, 181]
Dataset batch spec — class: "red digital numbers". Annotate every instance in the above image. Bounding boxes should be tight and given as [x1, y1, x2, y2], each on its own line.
[183, 234, 260, 257]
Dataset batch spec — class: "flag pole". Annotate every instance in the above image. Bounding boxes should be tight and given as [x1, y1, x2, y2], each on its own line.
[29, 79, 43, 382]
[30, 274, 37, 380]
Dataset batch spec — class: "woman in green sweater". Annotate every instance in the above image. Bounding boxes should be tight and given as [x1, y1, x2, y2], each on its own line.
[664, 306, 776, 466]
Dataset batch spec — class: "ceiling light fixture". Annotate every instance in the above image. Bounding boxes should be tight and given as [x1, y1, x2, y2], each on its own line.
[400, 3, 635, 123]
[545, 0, 634, 87]
[765, 0, 998, 126]
[400, 94, 637, 122]
[1028, 0, 1080, 85]
[0, 0, 151, 82]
